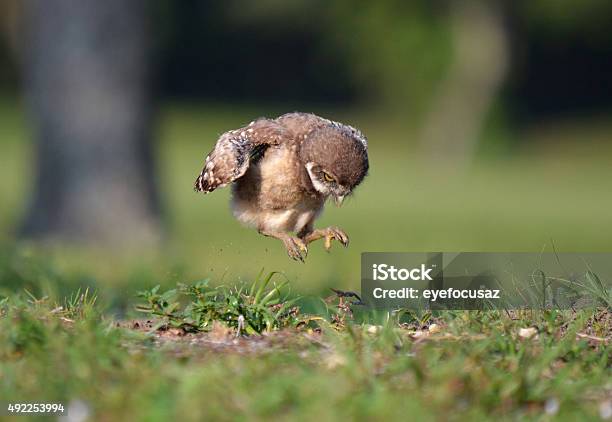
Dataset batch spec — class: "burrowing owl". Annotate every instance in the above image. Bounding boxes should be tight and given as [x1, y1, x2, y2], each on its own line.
[194, 112, 369, 261]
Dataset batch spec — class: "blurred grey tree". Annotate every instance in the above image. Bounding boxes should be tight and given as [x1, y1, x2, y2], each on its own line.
[20, 0, 162, 247]
[419, 1, 509, 167]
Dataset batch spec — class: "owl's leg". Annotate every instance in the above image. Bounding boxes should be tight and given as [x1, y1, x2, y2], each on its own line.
[299, 226, 349, 251]
[259, 229, 308, 262]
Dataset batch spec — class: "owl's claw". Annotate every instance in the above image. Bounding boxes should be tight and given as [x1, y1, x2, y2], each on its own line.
[302, 226, 349, 252]
[259, 229, 308, 262]
[283, 236, 308, 262]
[324, 227, 349, 251]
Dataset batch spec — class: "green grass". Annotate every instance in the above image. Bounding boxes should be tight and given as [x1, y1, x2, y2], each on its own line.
[0, 282, 609, 421]
[135, 272, 301, 334]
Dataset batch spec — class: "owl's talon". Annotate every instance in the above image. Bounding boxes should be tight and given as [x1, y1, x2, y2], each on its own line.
[324, 227, 349, 250]
[303, 227, 349, 252]
[303, 226, 349, 252]
[324, 236, 333, 251]
[330, 227, 349, 247]
[283, 236, 308, 262]
[259, 229, 308, 262]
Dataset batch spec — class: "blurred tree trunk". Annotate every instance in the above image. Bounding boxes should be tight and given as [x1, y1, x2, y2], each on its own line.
[20, 0, 162, 247]
[419, 1, 509, 168]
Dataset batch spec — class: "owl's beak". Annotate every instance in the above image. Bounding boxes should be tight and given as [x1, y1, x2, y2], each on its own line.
[334, 195, 345, 207]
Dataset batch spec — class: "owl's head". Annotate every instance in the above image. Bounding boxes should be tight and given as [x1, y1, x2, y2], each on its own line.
[301, 125, 369, 205]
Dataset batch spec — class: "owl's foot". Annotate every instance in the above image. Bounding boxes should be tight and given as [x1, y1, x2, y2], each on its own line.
[283, 236, 308, 262]
[259, 229, 308, 262]
[302, 226, 349, 251]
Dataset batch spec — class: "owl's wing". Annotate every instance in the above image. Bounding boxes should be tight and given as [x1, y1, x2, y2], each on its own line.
[194, 119, 288, 193]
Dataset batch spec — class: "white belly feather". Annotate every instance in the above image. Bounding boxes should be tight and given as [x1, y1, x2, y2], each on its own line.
[232, 199, 318, 233]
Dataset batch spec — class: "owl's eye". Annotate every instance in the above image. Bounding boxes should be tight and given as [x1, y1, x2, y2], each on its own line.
[322, 172, 335, 183]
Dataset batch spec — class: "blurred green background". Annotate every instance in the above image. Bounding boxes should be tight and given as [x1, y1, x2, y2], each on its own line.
[0, 1, 611, 305]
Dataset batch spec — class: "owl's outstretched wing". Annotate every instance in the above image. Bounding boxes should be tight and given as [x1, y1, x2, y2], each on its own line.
[194, 119, 288, 193]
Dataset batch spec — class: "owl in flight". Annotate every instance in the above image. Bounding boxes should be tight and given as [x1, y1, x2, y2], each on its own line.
[194, 112, 369, 262]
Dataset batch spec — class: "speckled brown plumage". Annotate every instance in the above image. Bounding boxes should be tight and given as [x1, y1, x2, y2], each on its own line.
[194, 112, 369, 261]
